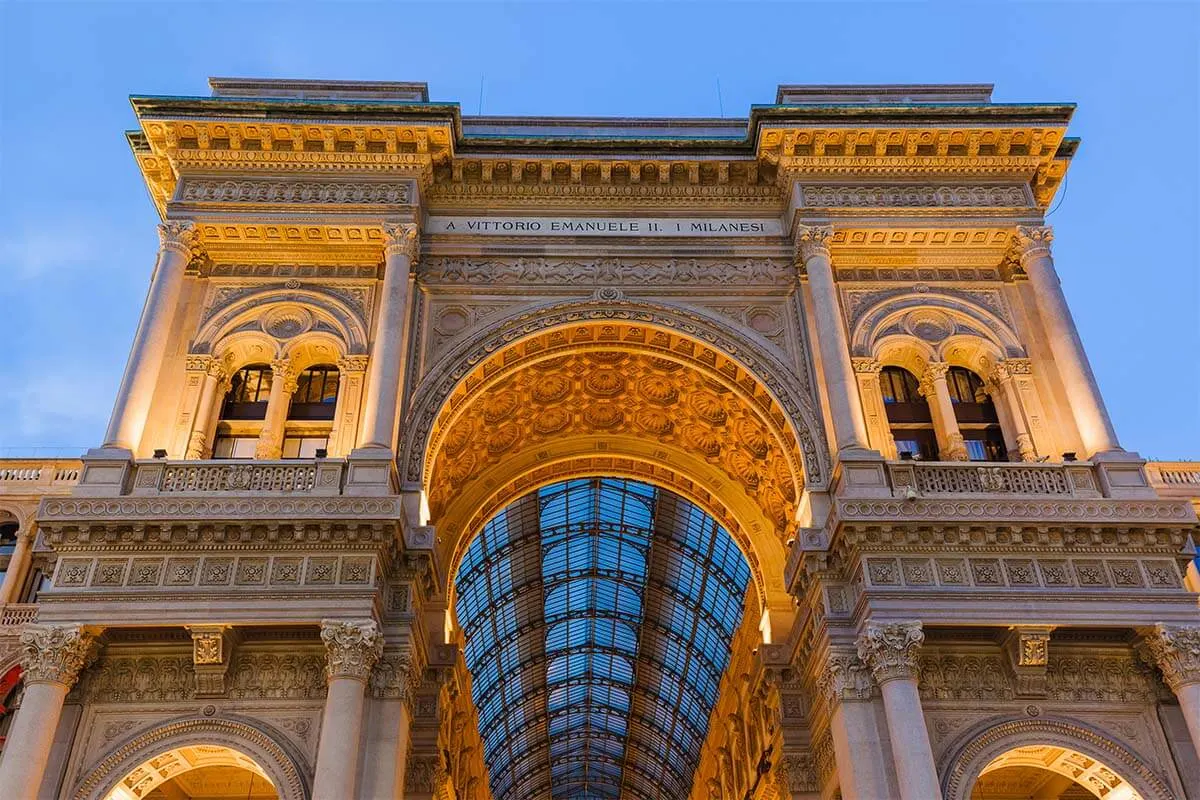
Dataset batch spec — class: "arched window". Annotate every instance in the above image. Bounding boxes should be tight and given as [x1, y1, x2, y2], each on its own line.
[879, 367, 938, 460]
[213, 364, 273, 459]
[221, 364, 273, 420]
[288, 365, 339, 421]
[946, 366, 1007, 461]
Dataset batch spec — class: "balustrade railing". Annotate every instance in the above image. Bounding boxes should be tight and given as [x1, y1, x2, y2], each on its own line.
[1146, 461, 1200, 487]
[0, 459, 82, 491]
[0, 604, 39, 626]
[886, 460, 1099, 498]
[134, 459, 344, 495]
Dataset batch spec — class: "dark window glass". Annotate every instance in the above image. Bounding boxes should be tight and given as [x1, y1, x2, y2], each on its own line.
[963, 430, 1008, 462]
[288, 365, 339, 420]
[947, 367, 985, 404]
[0, 523, 17, 558]
[879, 367, 920, 404]
[221, 364, 272, 420]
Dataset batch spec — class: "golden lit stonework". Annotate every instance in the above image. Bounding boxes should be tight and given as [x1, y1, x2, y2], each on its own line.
[0, 78, 1196, 800]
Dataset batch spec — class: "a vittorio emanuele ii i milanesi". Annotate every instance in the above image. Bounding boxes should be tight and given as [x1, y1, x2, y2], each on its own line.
[0, 78, 1197, 800]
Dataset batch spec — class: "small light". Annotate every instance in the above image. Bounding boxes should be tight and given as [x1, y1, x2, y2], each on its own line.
[1062, 451, 1077, 462]
[314, 448, 328, 459]
[153, 449, 168, 459]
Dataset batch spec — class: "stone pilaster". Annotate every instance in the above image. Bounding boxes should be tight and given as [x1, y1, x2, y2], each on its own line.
[188, 624, 235, 697]
[1002, 625, 1053, 697]
[1139, 624, 1200, 763]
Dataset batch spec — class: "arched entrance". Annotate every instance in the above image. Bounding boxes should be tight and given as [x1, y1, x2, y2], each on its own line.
[410, 313, 820, 798]
[941, 718, 1175, 800]
[971, 744, 1143, 799]
[103, 744, 276, 800]
[75, 717, 309, 800]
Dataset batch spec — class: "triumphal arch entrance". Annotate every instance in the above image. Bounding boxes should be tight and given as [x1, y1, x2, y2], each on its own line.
[0, 78, 1197, 800]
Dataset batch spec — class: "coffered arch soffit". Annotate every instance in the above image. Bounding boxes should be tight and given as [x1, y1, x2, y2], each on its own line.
[851, 291, 1025, 367]
[401, 296, 829, 496]
[191, 285, 370, 358]
[939, 715, 1175, 800]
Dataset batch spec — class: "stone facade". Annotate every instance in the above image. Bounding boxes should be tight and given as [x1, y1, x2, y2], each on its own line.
[0, 78, 1196, 800]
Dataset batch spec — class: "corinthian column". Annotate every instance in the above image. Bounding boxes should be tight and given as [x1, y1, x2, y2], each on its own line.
[795, 225, 872, 453]
[255, 358, 296, 459]
[853, 358, 897, 459]
[919, 363, 968, 461]
[358, 223, 419, 451]
[313, 619, 383, 800]
[858, 621, 942, 800]
[186, 358, 228, 459]
[990, 361, 1037, 461]
[103, 221, 201, 453]
[0, 625, 98, 796]
[1011, 227, 1120, 456]
[1139, 624, 1200, 762]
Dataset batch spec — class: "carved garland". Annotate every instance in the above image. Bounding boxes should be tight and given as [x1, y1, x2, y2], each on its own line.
[73, 716, 310, 800]
[939, 716, 1174, 800]
[401, 297, 829, 490]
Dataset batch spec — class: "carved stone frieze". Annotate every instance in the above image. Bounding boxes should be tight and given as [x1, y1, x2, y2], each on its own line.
[82, 655, 195, 703]
[368, 652, 420, 701]
[418, 256, 794, 286]
[798, 183, 1030, 209]
[919, 653, 1014, 701]
[857, 621, 924, 684]
[20, 624, 99, 686]
[1138, 623, 1200, 693]
[178, 177, 411, 205]
[320, 619, 383, 682]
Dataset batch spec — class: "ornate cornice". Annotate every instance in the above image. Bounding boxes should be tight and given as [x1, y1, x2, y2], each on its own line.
[418, 256, 793, 287]
[383, 222, 420, 262]
[19, 624, 99, 686]
[796, 183, 1032, 210]
[1139, 623, 1200, 692]
[857, 621, 924, 684]
[793, 224, 833, 261]
[178, 177, 411, 206]
[320, 619, 384, 682]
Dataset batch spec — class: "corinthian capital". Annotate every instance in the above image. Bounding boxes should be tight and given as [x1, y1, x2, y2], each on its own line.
[1139, 624, 1200, 693]
[321, 619, 384, 682]
[815, 647, 873, 712]
[383, 222, 420, 262]
[793, 224, 834, 262]
[857, 621, 924, 684]
[19, 624, 99, 686]
[1010, 225, 1054, 263]
[157, 220, 202, 257]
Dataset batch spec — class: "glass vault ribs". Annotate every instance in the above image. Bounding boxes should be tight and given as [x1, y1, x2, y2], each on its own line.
[454, 478, 751, 800]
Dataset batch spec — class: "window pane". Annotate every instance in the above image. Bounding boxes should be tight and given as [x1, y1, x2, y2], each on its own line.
[965, 439, 989, 461]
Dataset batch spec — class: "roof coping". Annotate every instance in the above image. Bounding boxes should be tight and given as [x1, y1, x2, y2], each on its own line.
[207, 77, 430, 102]
[775, 83, 995, 105]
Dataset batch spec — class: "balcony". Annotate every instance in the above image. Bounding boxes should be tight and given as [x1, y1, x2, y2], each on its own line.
[131, 459, 343, 496]
[887, 460, 1094, 498]
[0, 459, 82, 495]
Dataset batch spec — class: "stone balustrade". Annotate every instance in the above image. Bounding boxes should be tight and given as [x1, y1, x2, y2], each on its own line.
[0, 460, 82, 493]
[1146, 461, 1200, 508]
[0, 603, 40, 627]
[885, 460, 1103, 499]
[132, 459, 345, 496]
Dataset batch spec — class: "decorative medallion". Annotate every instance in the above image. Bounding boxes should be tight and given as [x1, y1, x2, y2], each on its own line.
[583, 369, 626, 398]
[486, 424, 521, 455]
[533, 407, 572, 435]
[531, 374, 572, 404]
[583, 404, 624, 430]
[903, 309, 955, 343]
[690, 392, 728, 426]
[262, 306, 314, 340]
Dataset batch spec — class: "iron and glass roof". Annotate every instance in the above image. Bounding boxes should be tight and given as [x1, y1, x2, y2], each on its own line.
[454, 478, 751, 800]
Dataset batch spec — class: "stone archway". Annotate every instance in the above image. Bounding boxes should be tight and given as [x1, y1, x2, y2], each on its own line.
[940, 717, 1175, 800]
[74, 717, 310, 800]
[408, 314, 821, 620]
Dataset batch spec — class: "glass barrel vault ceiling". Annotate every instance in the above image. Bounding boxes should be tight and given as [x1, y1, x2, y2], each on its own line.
[454, 478, 751, 800]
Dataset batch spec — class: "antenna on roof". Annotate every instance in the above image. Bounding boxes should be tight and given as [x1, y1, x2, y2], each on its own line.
[477, 75, 485, 115]
[716, 78, 725, 118]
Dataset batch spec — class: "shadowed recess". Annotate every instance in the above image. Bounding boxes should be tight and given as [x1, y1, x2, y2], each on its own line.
[454, 478, 751, 800]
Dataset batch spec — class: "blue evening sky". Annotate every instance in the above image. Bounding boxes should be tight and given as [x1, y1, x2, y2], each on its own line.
[0, 1, 1196, 458]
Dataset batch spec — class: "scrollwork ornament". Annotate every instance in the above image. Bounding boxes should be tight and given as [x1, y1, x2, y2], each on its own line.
[19, 624, 99, 686]
[157, 220, 202, 257]
[857, 621, 925, 684]
[338, 355, 369, 373]
[320, 619, 384, 682]
[1139, 623, 1200, 692]
[852, 357, 883, 375]
[382, 222, 420, 262]
[1011, 225, 1054, 263]
[794, 223, 834, 262]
